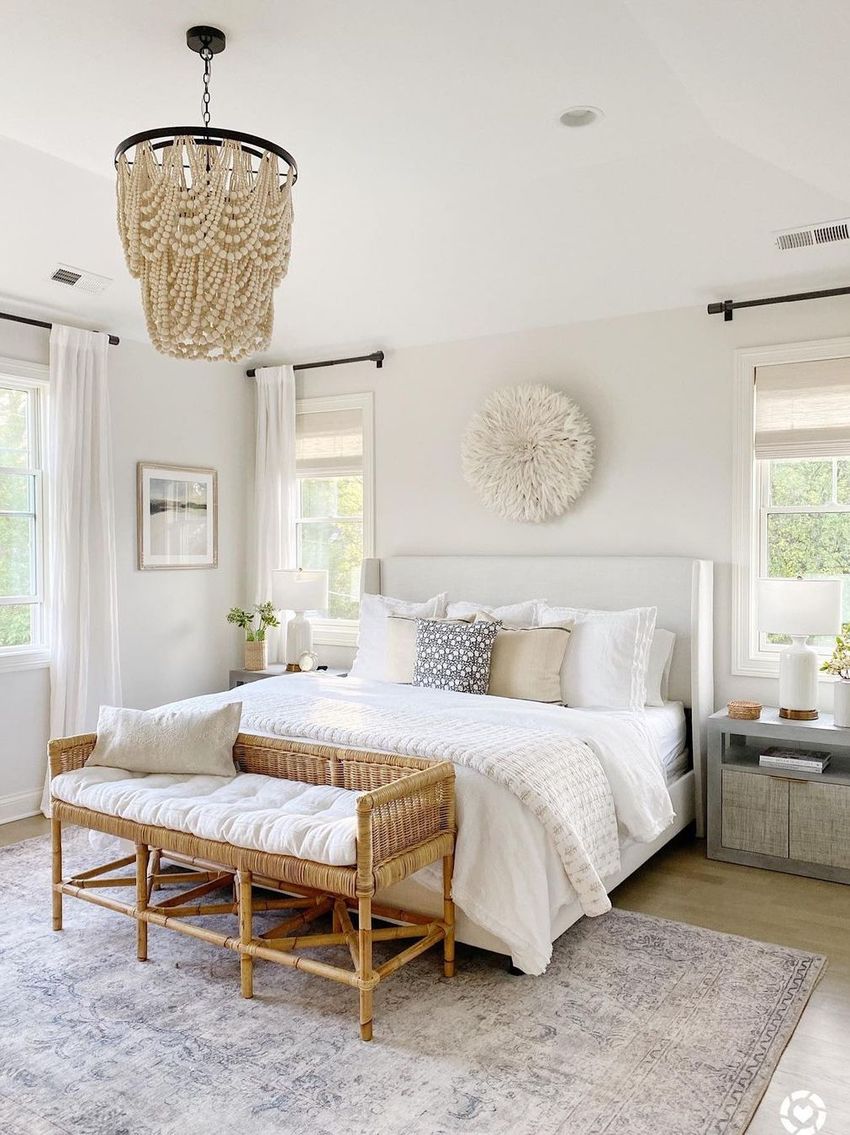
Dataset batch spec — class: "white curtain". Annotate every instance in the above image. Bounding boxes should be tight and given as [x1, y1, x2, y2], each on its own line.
[42, 325, 122, 815]
[252, 366, 296, 660]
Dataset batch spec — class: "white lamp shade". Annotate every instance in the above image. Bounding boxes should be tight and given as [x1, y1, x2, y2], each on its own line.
[272, 569, 328, 613]
[757, 578, 843, 637]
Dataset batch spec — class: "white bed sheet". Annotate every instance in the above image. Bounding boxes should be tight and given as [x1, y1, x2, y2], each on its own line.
[164, 676, 676, 974]
[644, 701, 690, 780]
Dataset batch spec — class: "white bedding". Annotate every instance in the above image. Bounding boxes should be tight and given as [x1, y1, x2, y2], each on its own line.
[160, 675, 675, 974]
[644, 701, 689, 778]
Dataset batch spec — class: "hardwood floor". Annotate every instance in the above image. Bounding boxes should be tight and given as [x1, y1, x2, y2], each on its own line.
[3, 817, 848, 1131]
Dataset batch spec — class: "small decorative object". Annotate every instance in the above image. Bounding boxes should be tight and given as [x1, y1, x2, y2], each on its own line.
[271, 569, 329, 669]
[757, 578, 843, 720]
[298, 651, 320, 672]
[821, 622, 850, 727]
[137, 462, 217, 569]
[461, 383, 594, 522]
[727, 700, 762, 720]
[115, 26, 296, 361]
[227, 602, 280, 671]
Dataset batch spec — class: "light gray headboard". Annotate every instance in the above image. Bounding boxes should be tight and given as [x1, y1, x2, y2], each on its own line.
[362, 555, 714, 832]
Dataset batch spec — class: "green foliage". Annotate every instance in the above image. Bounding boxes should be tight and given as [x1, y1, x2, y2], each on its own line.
[0, 388, 36, 647]
[297, 476, 363, 620]
[226, 602, 279, 642]
[821, 623, 850, 680]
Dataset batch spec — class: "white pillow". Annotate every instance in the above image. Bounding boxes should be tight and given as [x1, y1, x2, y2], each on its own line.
[446, 599, 541, 627]
[645, 629, 676, 707]
[350, 593, 447, 681]
[86, 702, 242, 776]
[538, 603, 657, 709]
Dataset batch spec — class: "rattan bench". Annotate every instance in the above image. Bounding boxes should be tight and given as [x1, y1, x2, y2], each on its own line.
[49, 732, 456, 1040]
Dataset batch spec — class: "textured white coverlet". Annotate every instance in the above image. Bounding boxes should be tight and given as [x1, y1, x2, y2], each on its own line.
[164, 676, 674, 973]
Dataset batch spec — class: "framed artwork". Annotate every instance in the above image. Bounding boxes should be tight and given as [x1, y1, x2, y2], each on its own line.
[137, 462, 218, 570]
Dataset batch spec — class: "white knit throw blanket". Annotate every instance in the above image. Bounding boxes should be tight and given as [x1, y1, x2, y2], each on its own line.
[178, 681, 620, 916]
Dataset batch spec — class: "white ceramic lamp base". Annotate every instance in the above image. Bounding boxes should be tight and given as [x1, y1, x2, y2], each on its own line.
[778, 636, 819, 721]
[285, 612, 313, 670]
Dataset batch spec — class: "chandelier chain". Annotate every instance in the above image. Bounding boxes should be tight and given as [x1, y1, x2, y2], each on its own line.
[201, 45, 212, 130]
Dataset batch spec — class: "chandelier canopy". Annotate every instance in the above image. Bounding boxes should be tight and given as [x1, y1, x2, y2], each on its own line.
[115, 26, 297, 362]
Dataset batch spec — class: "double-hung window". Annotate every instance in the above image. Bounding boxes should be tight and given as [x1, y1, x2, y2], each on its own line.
[294, 392, 374, 646]
[734, 342, 850, 674]
[0, 361, 47, 662]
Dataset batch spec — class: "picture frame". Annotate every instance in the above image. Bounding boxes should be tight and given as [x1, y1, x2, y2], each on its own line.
[136, 462, 218, 570]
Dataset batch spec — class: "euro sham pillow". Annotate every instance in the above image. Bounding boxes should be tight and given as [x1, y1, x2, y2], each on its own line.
[537, 603, 657, 709]
[486, 623, 572, 702]
[86, 702, 242, 777]
[350, 592, 447, 681]
[645, 628, 676, 707]
[445, 599, 541, 628]
[412, 618, 500, 695]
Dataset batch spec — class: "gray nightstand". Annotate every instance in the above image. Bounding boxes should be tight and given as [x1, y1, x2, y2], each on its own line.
[229, 665, 348, 689]
[707, 707, 850, 884]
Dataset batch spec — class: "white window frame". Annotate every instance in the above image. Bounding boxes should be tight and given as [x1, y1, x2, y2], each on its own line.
[0, 356, 49, 672]
[294, 391, 374, 648]
[732, 336, 850, 677]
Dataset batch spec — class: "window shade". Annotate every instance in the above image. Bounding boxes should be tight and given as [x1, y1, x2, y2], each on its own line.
[755, 358, 850, 459]
[295, 407, 363, 476]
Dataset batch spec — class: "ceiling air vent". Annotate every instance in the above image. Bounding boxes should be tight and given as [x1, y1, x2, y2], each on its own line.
[775, 218, 850, 251]
[48, 263, 112, 295]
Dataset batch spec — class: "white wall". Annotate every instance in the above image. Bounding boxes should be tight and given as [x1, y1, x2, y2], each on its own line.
[0, 321, 251, 821]
[300, 296, 850, 708]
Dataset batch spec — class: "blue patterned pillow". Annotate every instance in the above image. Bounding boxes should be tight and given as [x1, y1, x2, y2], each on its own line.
[412, 618, 500, 695]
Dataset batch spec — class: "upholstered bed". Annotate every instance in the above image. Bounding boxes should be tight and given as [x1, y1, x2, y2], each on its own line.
[137, 555, 713, 974]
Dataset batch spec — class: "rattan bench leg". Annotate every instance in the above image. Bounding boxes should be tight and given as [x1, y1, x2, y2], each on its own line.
[239, 870, 253, 999]
[51, 818, 62, 931]
[443, 853, 455, 978]
[358, 896, 374, 1041]
[136, 843, 149, 961]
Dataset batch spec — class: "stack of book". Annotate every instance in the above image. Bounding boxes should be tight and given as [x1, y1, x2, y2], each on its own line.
[759, 746, 831, 773]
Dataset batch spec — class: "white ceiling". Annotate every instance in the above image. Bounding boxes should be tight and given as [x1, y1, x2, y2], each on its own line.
[1, 0, 850, 362]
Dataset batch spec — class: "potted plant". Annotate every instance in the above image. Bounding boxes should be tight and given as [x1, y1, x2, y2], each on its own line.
[227, 602, 280, 672]
[821, 622, 850, 727]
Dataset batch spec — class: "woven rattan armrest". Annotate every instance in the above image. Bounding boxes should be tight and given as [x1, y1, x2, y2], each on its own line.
[49, 734, 97, 778]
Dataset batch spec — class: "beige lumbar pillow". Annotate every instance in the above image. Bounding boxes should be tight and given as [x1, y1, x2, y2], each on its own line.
[485, 622, 572, 703]
[385, 616, 471, 684]
[86, 702, 242, 776]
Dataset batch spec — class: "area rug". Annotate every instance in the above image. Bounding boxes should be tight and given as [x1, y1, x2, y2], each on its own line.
[0, 831, 824, 1135]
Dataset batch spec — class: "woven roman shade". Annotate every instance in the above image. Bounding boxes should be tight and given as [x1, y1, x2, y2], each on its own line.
[754, 358, 850, 459]
[295, 408, 363, 476]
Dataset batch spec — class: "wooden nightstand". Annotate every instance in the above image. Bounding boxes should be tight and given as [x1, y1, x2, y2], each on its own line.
[228, 665, 348, 689]
[707, 707, 850, 884]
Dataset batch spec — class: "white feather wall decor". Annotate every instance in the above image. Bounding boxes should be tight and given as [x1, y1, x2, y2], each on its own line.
[461, 383, 595, 522]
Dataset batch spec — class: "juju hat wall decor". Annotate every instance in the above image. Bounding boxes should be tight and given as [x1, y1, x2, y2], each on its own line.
[115, 26, 296, 362]
[461, 383, 595, 522]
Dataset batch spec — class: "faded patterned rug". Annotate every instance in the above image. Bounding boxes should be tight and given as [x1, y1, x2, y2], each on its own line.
[0, 831, 824, 1135]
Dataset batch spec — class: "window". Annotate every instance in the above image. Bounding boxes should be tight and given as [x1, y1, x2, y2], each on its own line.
[0, 363, 47, 660]
[734, 342, 850, 674]
[294, 393, 374, 645]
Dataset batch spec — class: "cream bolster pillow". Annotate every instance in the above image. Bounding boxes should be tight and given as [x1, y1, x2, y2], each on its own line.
[86, 702, 242, 777]
[487, 623, 572, 703]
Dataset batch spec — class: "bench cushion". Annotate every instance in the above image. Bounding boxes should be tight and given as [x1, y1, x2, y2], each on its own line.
[51, 768, 359, 866]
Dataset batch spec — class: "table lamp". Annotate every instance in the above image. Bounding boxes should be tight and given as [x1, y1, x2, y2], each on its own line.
[757, 578, 842, 720]
[272, 569, 329, 670]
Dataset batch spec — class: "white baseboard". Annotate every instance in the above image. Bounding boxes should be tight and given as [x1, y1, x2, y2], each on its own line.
[0, 789, 43, 825]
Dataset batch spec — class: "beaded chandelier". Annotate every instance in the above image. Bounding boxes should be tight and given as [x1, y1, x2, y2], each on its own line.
[115, 26, 297, 362]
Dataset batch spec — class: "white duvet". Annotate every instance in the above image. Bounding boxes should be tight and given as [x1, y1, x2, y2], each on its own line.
[165, 675, 675, 974]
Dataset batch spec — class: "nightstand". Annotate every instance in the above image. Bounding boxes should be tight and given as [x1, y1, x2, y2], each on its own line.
[228, 665, 348, 689]
[707, 707, 850, 883]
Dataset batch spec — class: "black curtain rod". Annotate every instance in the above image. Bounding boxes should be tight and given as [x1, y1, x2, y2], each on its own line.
[246, 350, 384, 377]
[707, 285, 850, 322]
[0, 309, 120, 345]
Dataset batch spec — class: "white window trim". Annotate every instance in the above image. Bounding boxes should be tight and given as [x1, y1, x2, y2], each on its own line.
[295, 391, 374, 648]
[732, 336, 850, 678]
[0, 355, 50, 672]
